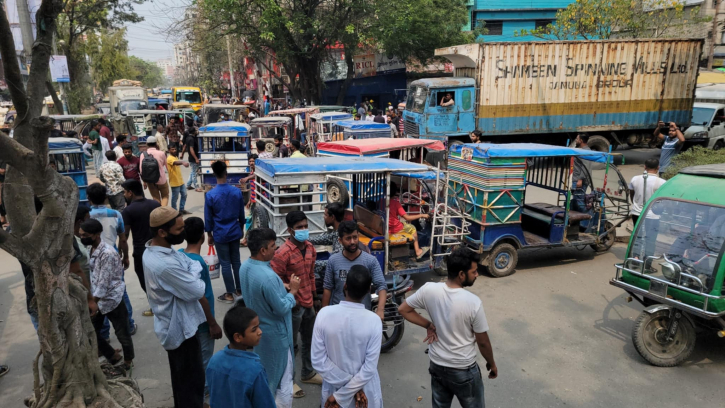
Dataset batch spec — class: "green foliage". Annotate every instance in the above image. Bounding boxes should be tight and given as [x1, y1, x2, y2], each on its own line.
[128, 56, 165, 88]
[662, 146, 725, 180]
[87, 29, 132, 93]
[472, 20, 489, 43]
[516, 0, 709, 40]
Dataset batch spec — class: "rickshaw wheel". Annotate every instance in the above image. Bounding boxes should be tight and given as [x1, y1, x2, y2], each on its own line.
[253, 206, 271, 229]
[591, 222, 616, 252]
[381, 317, 405, 353]
[632, 309, 696, 367]
[326, 177, 349, 207]
[486, 243, 518, 278]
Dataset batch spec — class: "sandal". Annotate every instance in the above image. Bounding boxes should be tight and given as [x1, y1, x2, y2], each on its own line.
[217, 294, 234, 304]
[293, 383, 305, 398]
[142, 308, 154, 317]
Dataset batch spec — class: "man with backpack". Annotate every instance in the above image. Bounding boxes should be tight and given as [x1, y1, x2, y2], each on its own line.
[139, 136, 170, 206]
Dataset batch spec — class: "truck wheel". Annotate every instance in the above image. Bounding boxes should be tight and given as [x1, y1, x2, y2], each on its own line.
[486, 243, 518, 278]
[626, 133, 642, 147]
[590, 221, 616, 252]
[587, 135, 610, 152]
[253, 206, 271, 229]
[326, 177, 349, 207]
[632, 309, 696, 367]
[714, 140, 725, 150]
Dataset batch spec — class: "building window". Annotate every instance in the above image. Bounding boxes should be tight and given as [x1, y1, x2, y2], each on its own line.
[479, 20, 503, 36]
[535, 20, 553, 30]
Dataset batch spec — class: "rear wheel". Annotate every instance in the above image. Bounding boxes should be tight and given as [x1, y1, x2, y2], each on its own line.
[253, 206, 271, 229]
[714, 140, 725, 150]
[587, 135, 610, 152]
[591, 221, 616, 252]
[326, 177, 349, 207]
[486, 243, 518, 278]
[381, 306, 405, 353]
[632, 309, 696, 367]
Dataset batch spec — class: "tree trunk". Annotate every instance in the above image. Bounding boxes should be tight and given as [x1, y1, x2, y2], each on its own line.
[45, 81, 63, 115]
[0, 1, 143, 407]
[336, 48, 355, 106]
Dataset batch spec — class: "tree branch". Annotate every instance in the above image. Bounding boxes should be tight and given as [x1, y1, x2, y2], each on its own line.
[0, 132, 37, 173]
[0, 1, 29, 119]
[46, 81, 64, 115]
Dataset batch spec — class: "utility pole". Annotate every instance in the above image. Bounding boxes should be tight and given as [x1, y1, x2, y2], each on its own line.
[708, 0, 720, 70]
[226, 36, 236, 99]
[15, 0, 35, 70]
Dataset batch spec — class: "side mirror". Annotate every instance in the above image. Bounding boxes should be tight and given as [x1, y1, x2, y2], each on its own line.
[712, 121, 721, 127]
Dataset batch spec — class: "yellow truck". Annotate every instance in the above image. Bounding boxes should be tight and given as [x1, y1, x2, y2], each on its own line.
[172, 86, 204, 110]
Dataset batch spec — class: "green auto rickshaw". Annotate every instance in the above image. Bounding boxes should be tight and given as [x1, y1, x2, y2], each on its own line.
[610, 163, 725, 367]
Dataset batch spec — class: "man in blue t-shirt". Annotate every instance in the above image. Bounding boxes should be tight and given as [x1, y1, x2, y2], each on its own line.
[654, 121, 685, 176]
[180, 217, 223, 403]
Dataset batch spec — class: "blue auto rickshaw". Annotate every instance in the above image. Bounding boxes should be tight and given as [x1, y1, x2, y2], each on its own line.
[198, 121, 251, 187]
[49, 137, 88, 203]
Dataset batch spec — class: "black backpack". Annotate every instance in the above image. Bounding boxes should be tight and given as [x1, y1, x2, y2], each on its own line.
[140, 152, 160, 184]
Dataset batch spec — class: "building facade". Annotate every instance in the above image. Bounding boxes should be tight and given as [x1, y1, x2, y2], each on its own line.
[468, 0, 575, 41]
[155, 58, 175, 81]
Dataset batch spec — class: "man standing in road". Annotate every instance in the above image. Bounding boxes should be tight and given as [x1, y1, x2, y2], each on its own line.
[357, 102, 367, 118]
[322, 221, 387, 320]
[99, 151, 127, 211]
[289, 139, 306, 158]
[312, 265, 382, 408]
[239, 228, 301, 408]
[271, 211, 323, 389]
[117, 144, 141, 182]
[88, 120, 104, 173]
[204, 161, 245, 303]
[655, 121, 685, 176]
[99, 118, 114, 148]
[629, 158, 665, 257]
[140, 136, 170, 206]
[122, 179, 161, 316]
[182, 127, 202, 191]
[399, 248, 497, 408]
[373, 109, 386, 124]
[143, 207, 208, 408]
[275, 135, 289, 158]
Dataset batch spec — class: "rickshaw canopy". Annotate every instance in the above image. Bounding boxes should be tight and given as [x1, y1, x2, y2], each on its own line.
[317, 138, 445, 156]
[393, 170, 445, 180]
[255, 157, 431, 177]
[203, 104, 248, 110]
[250, 117, 293, 126]
[125, 109, 185, 116]
[310, 111, 353, 121]
[269, 107, 320, 115]
[49, 114, 106, 121]
[334, 120, 391, 131]
[451, 143, 609, 163]
[49, 137, 83, 151]
[198, 121, 250, 136]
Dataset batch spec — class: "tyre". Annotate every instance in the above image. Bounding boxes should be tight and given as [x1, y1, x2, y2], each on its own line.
[326, 177, 349, 207]
[434, 259, 448, 276]
[714, 140, 725, 151]
[587, 135, 610, 152]
[381, 305, 405, 353]
[253, 206, 271, 229]
[263, 140, 276, 154]
[632, 309, 696, 367]
[590, 221, 616, 252]
[486, 243, 518, 278]
[625, 133, 642, 147]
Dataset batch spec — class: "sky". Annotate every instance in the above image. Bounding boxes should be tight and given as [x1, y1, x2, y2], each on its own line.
[125, 0, 191, 62]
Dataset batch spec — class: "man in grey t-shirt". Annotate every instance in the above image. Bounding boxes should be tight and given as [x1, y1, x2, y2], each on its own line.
[321, 221, 387, 320]
[654, 121, 685, 176]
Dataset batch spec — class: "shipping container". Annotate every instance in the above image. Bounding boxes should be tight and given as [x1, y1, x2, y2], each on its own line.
[403, 39, 703, 150]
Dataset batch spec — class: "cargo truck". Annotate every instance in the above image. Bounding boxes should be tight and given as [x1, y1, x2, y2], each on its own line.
[402, 39, 703, 151]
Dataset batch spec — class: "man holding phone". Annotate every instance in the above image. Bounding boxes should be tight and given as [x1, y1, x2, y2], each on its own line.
[654, 121, 685, 177]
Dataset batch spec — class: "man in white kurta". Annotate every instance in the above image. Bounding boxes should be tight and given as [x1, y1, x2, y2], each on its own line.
[312, 265, 384, 408]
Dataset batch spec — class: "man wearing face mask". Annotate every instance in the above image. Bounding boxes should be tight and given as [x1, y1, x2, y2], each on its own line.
[271, 211, 323, 391]
[143, 206, 208, 408]
[121, 179, 160, 316]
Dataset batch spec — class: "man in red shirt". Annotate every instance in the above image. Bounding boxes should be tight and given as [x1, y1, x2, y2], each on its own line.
[270, 210, 323, 388]
[117, 144, 141, 181]
[99, 118, 114, 147]
[389, 182, 430, 259]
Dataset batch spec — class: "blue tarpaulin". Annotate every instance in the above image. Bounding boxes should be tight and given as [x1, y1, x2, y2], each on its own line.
[49, 137, 83, 151]
[256, 157, 430, 176]
[334, 120, 391, 130]
[311, 112, 353, 121]
[199, 121, 250, 135]
[393, 171, 445, 180]
[450, 143, 609, 163]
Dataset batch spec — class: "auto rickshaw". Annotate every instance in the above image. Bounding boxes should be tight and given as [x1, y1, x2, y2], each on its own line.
[309, 111, 353, 145]
[316, 137, 445, 161]
[49, 137, 88, 203]
[197, 121, 251, 188]
[49, 114, 107, 136]
[610, 163, 725, 367]
[249, 117, 293, 155]
[448, 143, 631, 277]
[201, 104, 256, 125]
[335, 120, 394, 140]
[268, 107, 320, 142]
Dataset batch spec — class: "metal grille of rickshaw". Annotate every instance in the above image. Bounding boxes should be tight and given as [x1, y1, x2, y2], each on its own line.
[430, 168, 471, 264]
[403, 120, 419, 137]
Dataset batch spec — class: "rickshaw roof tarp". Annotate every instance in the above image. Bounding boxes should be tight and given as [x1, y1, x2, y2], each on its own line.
[49, 114, 106, 121]
[451, 143, 608, 163]
[310, 111, 353, 121]
[393, 170, 445, 180]
[49, 137, 83, 150]
[269, 107, 320, 115]
[250, 117, 293, 125]
[125, 110, 185, 115]
[334, 120, 392, 130]
[199, 121, 250, 134]
[317, 138, 445, 156]
[203, 104, 247, 110]
[256, 157, 430, 176]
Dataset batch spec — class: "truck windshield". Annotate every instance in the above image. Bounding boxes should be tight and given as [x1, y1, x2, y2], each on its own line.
[177, 91, 202, 104]
[406, 86, 427, 113]
[119, 100, 147, 112]
[691, 107, 715, 126]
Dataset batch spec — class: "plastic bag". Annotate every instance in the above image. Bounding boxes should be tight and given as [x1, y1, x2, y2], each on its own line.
[204, 246, 220, 279]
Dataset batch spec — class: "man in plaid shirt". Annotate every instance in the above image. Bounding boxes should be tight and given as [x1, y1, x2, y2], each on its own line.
[271, 211, 323, 389]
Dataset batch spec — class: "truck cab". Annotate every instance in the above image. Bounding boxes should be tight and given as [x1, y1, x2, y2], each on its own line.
[684, 102, 725, 150]
[401, 78, 475, 141]
[172, 87, 204, 110]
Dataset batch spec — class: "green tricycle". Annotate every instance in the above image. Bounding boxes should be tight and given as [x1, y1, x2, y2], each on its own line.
[610, 164, 725, 367]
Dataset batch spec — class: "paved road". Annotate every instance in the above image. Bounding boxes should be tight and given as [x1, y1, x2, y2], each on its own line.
[1, 147, 723, 407]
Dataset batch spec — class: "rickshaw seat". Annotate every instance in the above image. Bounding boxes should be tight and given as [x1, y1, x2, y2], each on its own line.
[357, 232, 413, 250]
[353, 205, 414, 249]
[524, 203, 591, 222]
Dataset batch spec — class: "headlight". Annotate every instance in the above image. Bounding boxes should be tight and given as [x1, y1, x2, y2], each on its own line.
[692, 131, 709, 139]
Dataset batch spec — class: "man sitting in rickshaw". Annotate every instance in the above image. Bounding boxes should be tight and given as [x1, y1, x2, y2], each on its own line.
[389, 182, 429, 260]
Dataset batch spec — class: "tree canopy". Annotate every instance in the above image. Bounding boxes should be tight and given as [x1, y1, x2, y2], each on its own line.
[128, 56, 165, 88]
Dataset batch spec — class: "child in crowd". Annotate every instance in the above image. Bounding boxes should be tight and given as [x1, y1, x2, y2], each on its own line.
[206, 304, 275, 407]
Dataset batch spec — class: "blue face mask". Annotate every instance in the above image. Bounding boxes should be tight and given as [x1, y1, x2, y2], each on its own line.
[294, 229, 309, 242]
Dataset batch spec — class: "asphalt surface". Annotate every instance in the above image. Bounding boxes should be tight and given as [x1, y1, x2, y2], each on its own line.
[1, 147, 724, 408]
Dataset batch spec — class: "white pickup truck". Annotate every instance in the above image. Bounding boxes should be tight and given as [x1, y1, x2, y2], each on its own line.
[684, 102, 725, 150]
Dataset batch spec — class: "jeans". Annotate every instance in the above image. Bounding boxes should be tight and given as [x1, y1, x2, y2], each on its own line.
[92, 149, 104, 174]
[429, 361, 485, 408]
[170, 185, 187, 211]
[197, 330, 216, 398]
[631, 215, 661, 259]
[216, 239, 241, 295]
[292, 306, 316, 379]
[101, 289, 135, 340]
[92, 301, 135, 362]
[167, 334, 205, 408]
[187, 162, 200, 189]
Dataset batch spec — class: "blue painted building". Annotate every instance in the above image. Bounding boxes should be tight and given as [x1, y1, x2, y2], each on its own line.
[468, 0, 575, 41]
